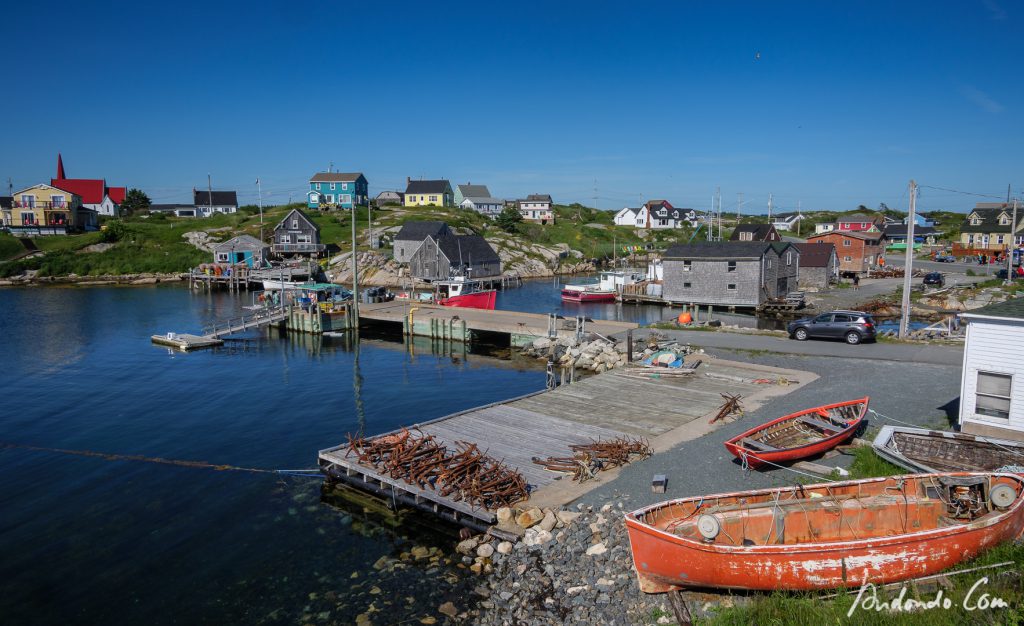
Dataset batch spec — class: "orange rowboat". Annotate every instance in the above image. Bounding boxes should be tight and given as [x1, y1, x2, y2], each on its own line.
[625, 472, 1024, 592]
[723, 397, 869, 469]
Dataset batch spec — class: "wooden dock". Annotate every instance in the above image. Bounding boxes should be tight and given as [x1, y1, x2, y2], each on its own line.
[318, 357, 814, 525]
[358, 301, 638, 346]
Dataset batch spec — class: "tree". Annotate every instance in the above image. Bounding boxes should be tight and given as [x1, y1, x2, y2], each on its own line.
[496, 206, 523, 233]
[120, 188, 151, 216]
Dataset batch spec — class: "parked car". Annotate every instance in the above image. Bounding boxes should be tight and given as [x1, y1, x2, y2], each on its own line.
[994, 269, 1023, 280]
[923, 272, 944, 287]
[934, 254, 956, 263]
[787, 310, 877, 345]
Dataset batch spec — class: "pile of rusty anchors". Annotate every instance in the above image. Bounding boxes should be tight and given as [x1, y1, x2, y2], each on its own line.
[709, 393, 743, 424]
[346, 428, 528, 509]
[533, 436, 653, 482]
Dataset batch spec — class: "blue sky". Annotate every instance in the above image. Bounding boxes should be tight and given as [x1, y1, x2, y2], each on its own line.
[2, 1, 1020, 214]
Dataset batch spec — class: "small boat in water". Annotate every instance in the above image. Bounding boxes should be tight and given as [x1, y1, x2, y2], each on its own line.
[724, 398, 868, 469]
[560, 283, 617, 302]
[434, 276, 497, 310]
[872, 425, 1024, 474]
[262, 279, 306, 291]
[625, 472, 1024, 592]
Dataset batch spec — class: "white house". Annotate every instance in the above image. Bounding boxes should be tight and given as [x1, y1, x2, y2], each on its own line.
[614, 207, 641, 227]
[519, 194, 554, 224]
[815, 222, 837, 234]
[959, 298, 1024, 442]
[193, 190, 238, 216]
[460, 197, 504, 218]
[771, 212, 804, 232]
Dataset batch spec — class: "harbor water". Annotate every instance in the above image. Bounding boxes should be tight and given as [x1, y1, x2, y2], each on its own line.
[0, 285, 546, 625]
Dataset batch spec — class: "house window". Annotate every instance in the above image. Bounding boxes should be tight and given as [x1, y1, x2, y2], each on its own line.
[727, 261, 736, 272]
[976, 371, 1012, 419]
[325, 195, 334, 203]
[970, 217, 981, 226]
[997, 235, 1005, 245]
[280, 234, 291, 244]
[297, 234, 312, 244]
[786, 252, 792, 266]
[727, 284, 736, 290]
[767, 259, 772, 268]
[316, 183, 321, 190]
[683, 261, 692, 271]
[51, 195, 66, 208]
[339, 195, 352, 205]
[658, 219, 668, 226]
[843, 239, 852, 247]
[408, 195, 416, 203]
[342, 183, 349, 190]
[330, 183, 336, 190]
[683, 282, 691, 288]
[429, 195, 438, 202]
[740, 231, 752, 241]
[216, 253, 228, 262]
[844, 256, 852, 261]
[999, 216, 1010, 225]
[20, 195, 35, 208]
[21, 212, 35, 224]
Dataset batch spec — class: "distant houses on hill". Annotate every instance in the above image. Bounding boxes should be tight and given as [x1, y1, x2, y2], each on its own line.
[307, 172, 368, 210]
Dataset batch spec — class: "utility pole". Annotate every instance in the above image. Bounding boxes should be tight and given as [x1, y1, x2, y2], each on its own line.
[737, 192, 744, 223]
[716, 186, 723, 241]
[257, 178, 264, 243]
[1006, 197, 1019, 286]
[351, 201, 359, 326]
[207, 174, 213, 216]
[899, 180, 918, 339]
[796, 200, 802, 237]
[707, 194, 713, 241]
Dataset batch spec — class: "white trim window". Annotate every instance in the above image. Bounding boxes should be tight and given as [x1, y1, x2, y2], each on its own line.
[843, 239, 852, 247]
[325, 194, 334, 203]
[429, 195, 438, 203]
[330, 183, 336, 190]
[976, 371, 1012, 419]
[683, 261, 692, 272]
[786, 251, 793, 265]
[339, 194, 352, 205]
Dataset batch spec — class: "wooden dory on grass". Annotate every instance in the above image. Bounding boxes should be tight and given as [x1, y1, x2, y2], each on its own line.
[724, 397, 869, 469]
[625, 473, 1024, 593]
[873, 425, 1024, 474]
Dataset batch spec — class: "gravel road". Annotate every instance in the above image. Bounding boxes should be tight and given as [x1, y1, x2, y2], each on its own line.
[578, 349, 961, 509]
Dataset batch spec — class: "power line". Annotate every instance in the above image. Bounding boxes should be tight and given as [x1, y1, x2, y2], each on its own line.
[917, 185, 1005, 200]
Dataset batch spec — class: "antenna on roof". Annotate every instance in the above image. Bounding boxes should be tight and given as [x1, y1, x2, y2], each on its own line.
[329, 161, 333, 173]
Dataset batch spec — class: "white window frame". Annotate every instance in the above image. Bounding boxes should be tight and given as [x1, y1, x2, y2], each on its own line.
[786, 251, 792, 266]
[297, 234, 312, 244]
[727, 261, 737, 272]
[316, 183, 321, 190]
[683, 260, 692, 272]
[279, 234, 292, 244]
[843, 239, 852, 247]
[429, 195, 438, 203]
[339, 194, 352, 205]
[325, 194, 334, 203]
[844, 255, 852, 261]
[975, 371, 1012, 420]
[342, 183, 349, 190]
[291, 219, 299, 228]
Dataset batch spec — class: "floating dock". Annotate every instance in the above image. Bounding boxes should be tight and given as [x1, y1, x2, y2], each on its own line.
[318, 358, 814, 526]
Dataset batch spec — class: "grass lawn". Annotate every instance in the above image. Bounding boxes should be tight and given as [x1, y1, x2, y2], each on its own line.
[698, 446, 1024, 625]
[0, 233, 26, 261]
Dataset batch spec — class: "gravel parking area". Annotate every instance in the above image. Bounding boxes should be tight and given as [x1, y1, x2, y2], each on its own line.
[578, 349, 962, 509]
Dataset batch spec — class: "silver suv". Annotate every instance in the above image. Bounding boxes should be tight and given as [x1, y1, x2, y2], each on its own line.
[787, 310, 877, 345]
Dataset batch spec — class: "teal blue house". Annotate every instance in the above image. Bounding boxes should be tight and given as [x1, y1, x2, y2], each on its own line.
[307, 172, 368, 210]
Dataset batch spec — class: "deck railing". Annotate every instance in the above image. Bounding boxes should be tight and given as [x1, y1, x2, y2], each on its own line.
[202, 305, 288, 338]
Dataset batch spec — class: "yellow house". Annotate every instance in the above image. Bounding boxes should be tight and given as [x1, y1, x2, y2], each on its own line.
[958, 203, 1023, 251]
[10, 183, 96, 234]
[404, 179, 453, 207]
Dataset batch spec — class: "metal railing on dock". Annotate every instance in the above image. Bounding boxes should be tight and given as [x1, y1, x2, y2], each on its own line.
[202, 305, 289, 339]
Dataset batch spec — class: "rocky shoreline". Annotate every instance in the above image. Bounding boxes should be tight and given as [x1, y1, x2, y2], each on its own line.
[520, 333, 697, 374]
[0, 271, 185, 287]
[446, 500, 719, 625]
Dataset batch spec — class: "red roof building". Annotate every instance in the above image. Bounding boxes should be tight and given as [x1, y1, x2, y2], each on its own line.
[50, 153, 127, 217]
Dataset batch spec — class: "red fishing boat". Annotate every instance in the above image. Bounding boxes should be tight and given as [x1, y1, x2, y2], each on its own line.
[433, 277, 497, 310]
[723, 397, 868, 469]
[625, 472, 1024, 592]
[560, 283, 617, 302]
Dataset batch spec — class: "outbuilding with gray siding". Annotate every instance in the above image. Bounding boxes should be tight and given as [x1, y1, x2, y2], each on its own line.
[409, 234, 501, 281]
[662, 242, 799, 308]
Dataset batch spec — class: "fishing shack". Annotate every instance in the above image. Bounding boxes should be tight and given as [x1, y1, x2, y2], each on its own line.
[213, 235, 270, 268]
[282, 283, 354, 334]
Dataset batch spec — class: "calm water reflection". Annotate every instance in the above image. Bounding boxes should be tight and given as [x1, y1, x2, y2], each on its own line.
[0, 284, 545, 625]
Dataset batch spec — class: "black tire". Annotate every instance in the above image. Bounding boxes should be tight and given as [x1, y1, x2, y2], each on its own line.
[845, 331, 862, 345]
[793, 328, 809, 341]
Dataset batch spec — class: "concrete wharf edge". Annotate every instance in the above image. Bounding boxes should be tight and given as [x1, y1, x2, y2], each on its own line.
[318, 356, 817, 526]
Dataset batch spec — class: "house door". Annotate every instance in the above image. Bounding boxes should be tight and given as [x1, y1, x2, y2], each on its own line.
[776, 277, 788, 297]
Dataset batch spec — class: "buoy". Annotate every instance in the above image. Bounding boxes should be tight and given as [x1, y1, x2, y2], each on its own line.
[677, 312, 692, 325]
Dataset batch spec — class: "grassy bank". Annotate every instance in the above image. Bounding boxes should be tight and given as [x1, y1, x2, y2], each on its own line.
[1, 201, 708, 279]
[699, 446, 1024, 625]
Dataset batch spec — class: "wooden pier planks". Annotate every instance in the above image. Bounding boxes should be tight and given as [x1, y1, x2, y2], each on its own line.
[319, 359, 767, 521]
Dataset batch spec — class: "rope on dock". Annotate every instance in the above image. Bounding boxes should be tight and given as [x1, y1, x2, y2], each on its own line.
[0, 442, 323, 478]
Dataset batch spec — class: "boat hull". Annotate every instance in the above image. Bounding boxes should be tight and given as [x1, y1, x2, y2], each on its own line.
[560, 289, 617, 303]
[872, 425, 1024, 474]
[626, 473, 1024, 592]
[724, 397, 868, 469]
[437, 289, 497, 310]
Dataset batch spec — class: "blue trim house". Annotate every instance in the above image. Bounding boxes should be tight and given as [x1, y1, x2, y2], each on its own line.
[307, 172, 368, 210]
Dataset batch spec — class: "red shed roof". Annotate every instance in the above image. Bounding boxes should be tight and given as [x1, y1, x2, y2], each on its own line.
[51, 178, 107, 204]
[107, 187, 127, 204]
